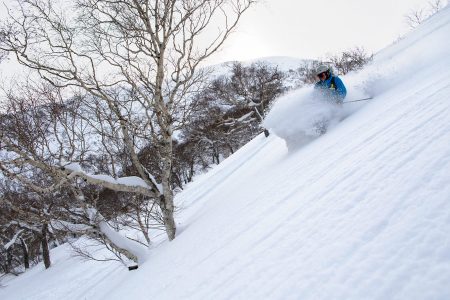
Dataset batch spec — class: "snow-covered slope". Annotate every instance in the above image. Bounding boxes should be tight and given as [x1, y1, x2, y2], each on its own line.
[2, 6, 450, 300]
[0, 239, 129, 299]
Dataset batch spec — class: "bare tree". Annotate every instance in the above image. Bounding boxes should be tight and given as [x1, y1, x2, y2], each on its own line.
[0, 30, 6, 63]
[405, 0, 447, 29]
[177, 62, 285, 169]
[405, 8, 427, 28]
[1, 187, 56, 270]
[328, 47, 373, 75]
[428, 0, 445, 14]
[228, 62, 285, 121]
[1, 0, 256, 248]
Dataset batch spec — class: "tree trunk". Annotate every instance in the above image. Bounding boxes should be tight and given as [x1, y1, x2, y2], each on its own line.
[213, 151, 220, 165]
[20, 238, 30, 269]
[228, 144, 235, 154]
[160, 138, 176, 241]
[97, 219, 148, 263]
[188, 163, 194, 182]
[135, 209, 151, 246]
[152, 38, 177, 241]
[41, 224, 51, 269]
[160, 195, 176, 241]
[6, 248, 12, 273]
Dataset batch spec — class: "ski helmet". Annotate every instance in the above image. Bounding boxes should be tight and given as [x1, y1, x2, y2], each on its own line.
[315, 65, 330, 76]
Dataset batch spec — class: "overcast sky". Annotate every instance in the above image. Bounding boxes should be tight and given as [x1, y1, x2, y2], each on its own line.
[0, 0, 443, 69]
[206, 0, 441, 64]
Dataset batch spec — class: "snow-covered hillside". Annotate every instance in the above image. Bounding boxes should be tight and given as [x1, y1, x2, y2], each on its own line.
[2, 6, 450, 300]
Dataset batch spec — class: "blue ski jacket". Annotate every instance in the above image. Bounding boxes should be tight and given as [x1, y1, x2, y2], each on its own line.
[314, 75, 347, 103]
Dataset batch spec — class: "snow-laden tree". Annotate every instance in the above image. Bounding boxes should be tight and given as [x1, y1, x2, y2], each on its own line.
[0, 0, 256, 262]
[1, 187, 55, 270]
[178, 62, 284, 166]
[0, 84, 123, 265]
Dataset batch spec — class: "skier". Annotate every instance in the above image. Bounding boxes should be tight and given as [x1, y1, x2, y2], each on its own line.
[314, 65, 347, 104]
[313, 65, 347, 135]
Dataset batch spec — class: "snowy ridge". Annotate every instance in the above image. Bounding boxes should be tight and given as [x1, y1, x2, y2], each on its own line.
[1, 6, 450, 300]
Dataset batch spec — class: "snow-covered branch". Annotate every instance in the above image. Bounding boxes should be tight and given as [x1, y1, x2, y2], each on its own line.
[63, 163, 159, 200]
[4, 230, 24, 250]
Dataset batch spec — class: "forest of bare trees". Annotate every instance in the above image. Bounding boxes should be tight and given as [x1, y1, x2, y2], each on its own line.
[0, 0, 257, 271]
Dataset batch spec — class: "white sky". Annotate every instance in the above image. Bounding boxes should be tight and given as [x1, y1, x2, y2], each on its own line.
[206, 0, 442, 64]
[0, 0, 443, 71]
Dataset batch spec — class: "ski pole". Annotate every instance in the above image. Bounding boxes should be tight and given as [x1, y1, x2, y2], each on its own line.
[343, 97, 373, 104]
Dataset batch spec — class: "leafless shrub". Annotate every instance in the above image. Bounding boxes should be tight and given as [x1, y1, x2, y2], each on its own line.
[405, 8, 427, 29]
[405, 0, 447, 29]
[328, 47, 373, 76]
[429, 0, 445, 14]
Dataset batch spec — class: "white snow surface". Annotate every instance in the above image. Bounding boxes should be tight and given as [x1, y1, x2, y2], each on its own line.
[2, 7, 450, 300]
[0, 239, 129, 299]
